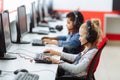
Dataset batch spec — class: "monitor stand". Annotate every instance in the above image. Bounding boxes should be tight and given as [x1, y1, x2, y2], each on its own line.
[0, 54, 17, 60]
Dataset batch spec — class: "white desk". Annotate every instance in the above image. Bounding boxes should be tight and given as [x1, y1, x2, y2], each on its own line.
[0, 30, 64, 80]
[0, 43, 63, 80]
[0, 17, 67, 80]
[0, 22, 64, 79]
[22, 18, 68, 42]
[0, 55, 58, 80]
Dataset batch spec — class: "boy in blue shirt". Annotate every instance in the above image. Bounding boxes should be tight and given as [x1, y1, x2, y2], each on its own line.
[42, 11, 84, 54]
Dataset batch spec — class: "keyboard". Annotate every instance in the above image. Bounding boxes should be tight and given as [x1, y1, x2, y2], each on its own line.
[37, 30, 49, 35]
[14, 72, 39, 80]
[34, 59, 52, 64]
[34, 53, 52, 64]
[35, 53, 45, 59]
[37, 23, 50, 27]
[32, 39, 45, 46]
[35, 53, 52, 59]
[49, 27, 56, 33]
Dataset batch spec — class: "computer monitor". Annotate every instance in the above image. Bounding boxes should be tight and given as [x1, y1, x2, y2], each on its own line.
[16, 5, 30, 44]
[1, 11, 11, 51]
[0, 11, 16, 60]
[47, 0, 53, 15]
[17, 5, 28, 36]
[42, 0, 57, 22]
[42, 0, 54, 17]
[36, 0, 50, 25]
[36, 0, 44, 24]
[29, 1, 37, 33]
[29, 1, 50, 34]
[42, 0, 49, 17]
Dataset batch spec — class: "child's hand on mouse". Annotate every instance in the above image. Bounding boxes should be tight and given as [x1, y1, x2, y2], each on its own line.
[43, 56, 59, 64]
[42, 39, 58, 45]
[43, 49, 61, 56]
[42, 39, 51, 44]
[42, 37, 49, 40]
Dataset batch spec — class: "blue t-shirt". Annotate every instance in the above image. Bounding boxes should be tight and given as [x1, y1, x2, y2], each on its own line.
[57, 32, 81, 53]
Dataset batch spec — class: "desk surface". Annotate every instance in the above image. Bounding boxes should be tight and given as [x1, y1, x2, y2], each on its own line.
[0, 43, 63, 80]
[0, 54, 59, 80]
[0, 16, 68, 80]
[0, 19, 67, 80]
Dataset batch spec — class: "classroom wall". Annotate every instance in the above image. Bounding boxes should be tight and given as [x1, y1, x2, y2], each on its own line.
[2, 0, 120, 40]
[52, 0, 120, 40]
[53, 0, 113, 12]
[3, 0, 33, 13]
[0, 0, 4, 12]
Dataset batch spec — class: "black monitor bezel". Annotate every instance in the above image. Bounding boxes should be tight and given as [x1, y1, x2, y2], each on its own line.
[29, 1, 37, 33]
[2, 10, 17, 44]
[47, 0, 53, 15]
[16, 5, 28, 43]
[0, 11, 16, 60]
[36, 0, 44, 23]
[17, 5, 28, 35]
[0, 12, 6, 57]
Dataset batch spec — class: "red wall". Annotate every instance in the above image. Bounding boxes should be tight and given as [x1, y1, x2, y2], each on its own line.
[0, 0, 4, 12]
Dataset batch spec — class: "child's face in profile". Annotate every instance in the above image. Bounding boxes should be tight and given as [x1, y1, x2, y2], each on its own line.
[66, 18, 74, 31]
[79, 24, 88, 45]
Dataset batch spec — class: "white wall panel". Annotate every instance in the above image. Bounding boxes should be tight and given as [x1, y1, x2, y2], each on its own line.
[53, 0, 113, 11]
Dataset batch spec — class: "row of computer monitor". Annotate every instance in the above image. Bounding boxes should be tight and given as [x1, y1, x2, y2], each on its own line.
[0, 0, 54, 60]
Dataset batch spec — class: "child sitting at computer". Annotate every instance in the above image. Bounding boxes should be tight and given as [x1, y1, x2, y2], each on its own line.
[42, 10, 84, 54]
[43, 18, 103, 79]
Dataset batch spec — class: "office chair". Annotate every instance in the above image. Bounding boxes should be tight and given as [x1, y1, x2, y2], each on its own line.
[84, 37, 108, 80]
[56, 37, 108, 80]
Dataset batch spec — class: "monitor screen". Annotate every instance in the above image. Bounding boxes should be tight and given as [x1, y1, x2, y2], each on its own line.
[17, 5, 28, 36]
[2, 10, 12, 50]
[31, 2, 37, 27]
[42, 0, 49, 17]
[31, 1, 37, 28]
[42, 0, 53, 17]
[47, 0, 53, 15]
[36, 0, 44, 23]
[16, 5, 30, 44]
[29, 1, 38, 32]
[0, 13, 6, 57]
[0, 11, 16, 60]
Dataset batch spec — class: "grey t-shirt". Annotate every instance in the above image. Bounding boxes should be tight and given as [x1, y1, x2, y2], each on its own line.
[59, 47, 98, 77]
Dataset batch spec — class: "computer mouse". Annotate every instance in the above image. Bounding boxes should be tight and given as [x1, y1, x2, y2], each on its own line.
[55, 25, 63, 31]
[14, 69, 28, 75]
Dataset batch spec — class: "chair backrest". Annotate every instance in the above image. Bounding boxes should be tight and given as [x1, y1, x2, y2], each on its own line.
[86, 37, 108, 80]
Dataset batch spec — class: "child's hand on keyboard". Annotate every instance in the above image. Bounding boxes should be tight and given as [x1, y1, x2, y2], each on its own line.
[42, 38, 58, 45]
[43, 56, 59, 64]
[42, 38, 51, 44]
[41, 37, 50, 40]
[43, 49, 61, 56]
[43, 49, 50, 53]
